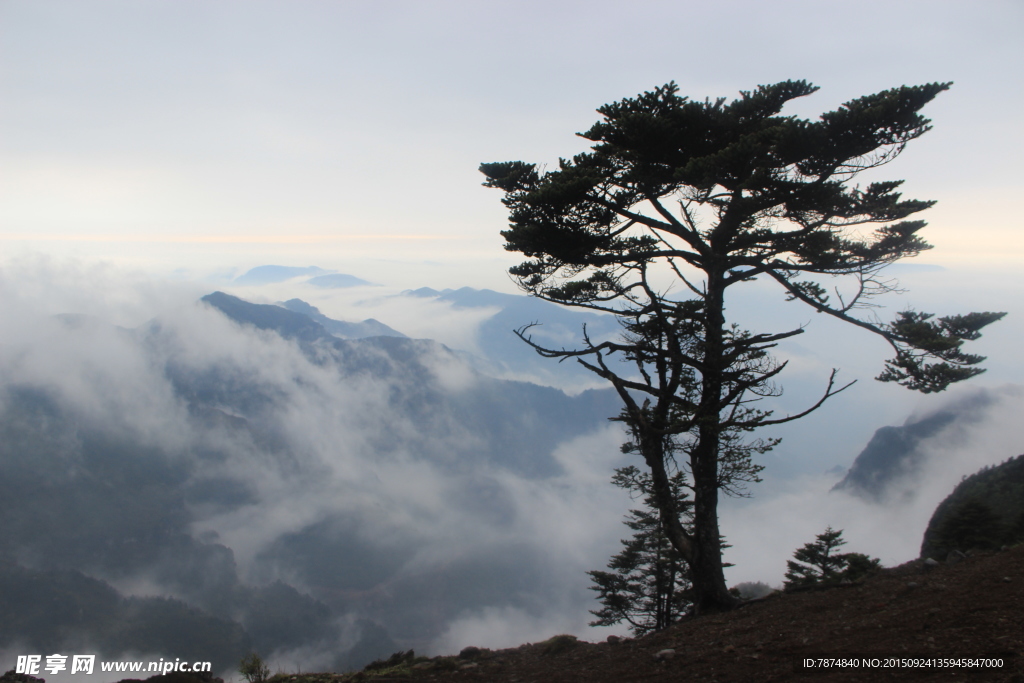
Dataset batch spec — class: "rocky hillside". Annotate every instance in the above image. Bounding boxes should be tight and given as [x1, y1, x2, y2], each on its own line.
[258, 544, 1024, 682]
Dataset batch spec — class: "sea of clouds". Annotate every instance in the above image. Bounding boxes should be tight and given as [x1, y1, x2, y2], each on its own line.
[0, 255, 1020, 679]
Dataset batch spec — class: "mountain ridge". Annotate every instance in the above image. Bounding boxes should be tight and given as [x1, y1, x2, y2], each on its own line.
[0, 289, 625, 670]
[277, 298, 405, 339]
[832, 390, 1003, 501]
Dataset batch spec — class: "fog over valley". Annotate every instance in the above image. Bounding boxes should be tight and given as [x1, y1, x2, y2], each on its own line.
[0, 260, 1021, 678]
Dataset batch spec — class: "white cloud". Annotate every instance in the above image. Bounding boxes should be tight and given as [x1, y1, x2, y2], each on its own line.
[721, 385, 1024, 588]
[1, 256, 1020, 662]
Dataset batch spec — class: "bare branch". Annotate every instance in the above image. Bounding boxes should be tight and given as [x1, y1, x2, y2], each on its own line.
[725, 369, 857, 428]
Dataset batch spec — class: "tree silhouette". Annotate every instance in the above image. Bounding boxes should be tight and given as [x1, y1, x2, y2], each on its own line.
[784, 527, 880, 589]
[482, 80, 1003, 613]
[934, 499, 1005, 553]
[588, 466, 691, 636]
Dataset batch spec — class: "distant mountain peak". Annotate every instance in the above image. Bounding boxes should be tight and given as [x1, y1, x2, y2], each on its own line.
[307, 273, 372, 288]
[832, 389, 1002, 501]
[404, 287, 442, 298]
[277, 298, 405, 339]
[401, 286, 526, 309]
[232, 267, 372, 288]
[233, 265, 329, 286]
[201, 292, 407, 342]
[202, 291, 329, 342]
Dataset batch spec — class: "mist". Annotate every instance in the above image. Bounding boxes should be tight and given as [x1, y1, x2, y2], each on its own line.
[722, 385, 1024, 587]
[0, 259, 640, 679]
[0, 256, 1020, 681]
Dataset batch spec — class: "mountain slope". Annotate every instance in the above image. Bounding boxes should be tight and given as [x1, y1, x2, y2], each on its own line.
[245, 546, 1024, 682]
[200, 291, 620, 477]
[278, 298, 405, 339]
[832, 390, 1000, 501]
[0, 291, 625, 669]
[920, 454, 1024, 559]
[203, 291, 330, 342]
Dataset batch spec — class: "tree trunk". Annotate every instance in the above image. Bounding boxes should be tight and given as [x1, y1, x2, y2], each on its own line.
[643, 424, 736, 614]
[689, 438, 736, 614]
[632, 267, 739, 615]
[687, 269, 737, 614]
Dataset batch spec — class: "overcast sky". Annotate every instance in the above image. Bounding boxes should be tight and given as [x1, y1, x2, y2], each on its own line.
[1, 0, 1022, 287]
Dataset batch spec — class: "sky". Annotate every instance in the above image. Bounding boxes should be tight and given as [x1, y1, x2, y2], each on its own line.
[1, 0, 1024, 669]
[1, 0, 1022, 287]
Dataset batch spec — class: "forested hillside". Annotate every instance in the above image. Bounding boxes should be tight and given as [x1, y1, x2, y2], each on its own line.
[920, 454, 1024, 559]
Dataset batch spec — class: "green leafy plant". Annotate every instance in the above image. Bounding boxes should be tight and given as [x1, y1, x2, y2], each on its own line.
[239, 653, 270, 683]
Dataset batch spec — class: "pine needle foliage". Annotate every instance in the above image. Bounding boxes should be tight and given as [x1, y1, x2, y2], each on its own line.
[784, 527, 880, 589]
[483, 80, 1003, 613]
[588, 466, 692, 636]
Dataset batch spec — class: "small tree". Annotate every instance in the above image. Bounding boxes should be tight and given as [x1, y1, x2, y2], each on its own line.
[238, 653, 270, 683]
[589, 410, 756, 633]
[482, 80, 1003, 613]
[588, 465, 692, 636]
[784, 527, 880, 589]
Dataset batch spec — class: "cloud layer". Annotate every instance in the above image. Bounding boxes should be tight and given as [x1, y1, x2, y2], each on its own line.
[0, 259, 1020, 681]
[0, 261, 638, 678]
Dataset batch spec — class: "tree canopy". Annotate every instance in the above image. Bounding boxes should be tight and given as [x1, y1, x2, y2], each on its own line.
[481, 80, 1003, 613]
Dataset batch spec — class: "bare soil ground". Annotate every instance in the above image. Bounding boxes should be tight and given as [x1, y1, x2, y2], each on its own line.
[50, 545, 1017, 683]
[278, 544, 1024, 682]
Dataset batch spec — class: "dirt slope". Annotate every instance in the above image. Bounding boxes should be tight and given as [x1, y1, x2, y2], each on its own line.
[86, 544, 1023, 683]
[311, 545, 1023, 682]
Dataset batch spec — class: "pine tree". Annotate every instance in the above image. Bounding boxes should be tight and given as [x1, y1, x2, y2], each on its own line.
[588, 466, 691, 636]
[1005, 509, 1024, 546]
[784, 527, 880, 589]
[482, 80, 1003, 613]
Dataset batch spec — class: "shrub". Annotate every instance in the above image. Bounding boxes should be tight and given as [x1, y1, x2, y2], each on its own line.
[732, 581, 774, 600]
[238, 653, 270, 683]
